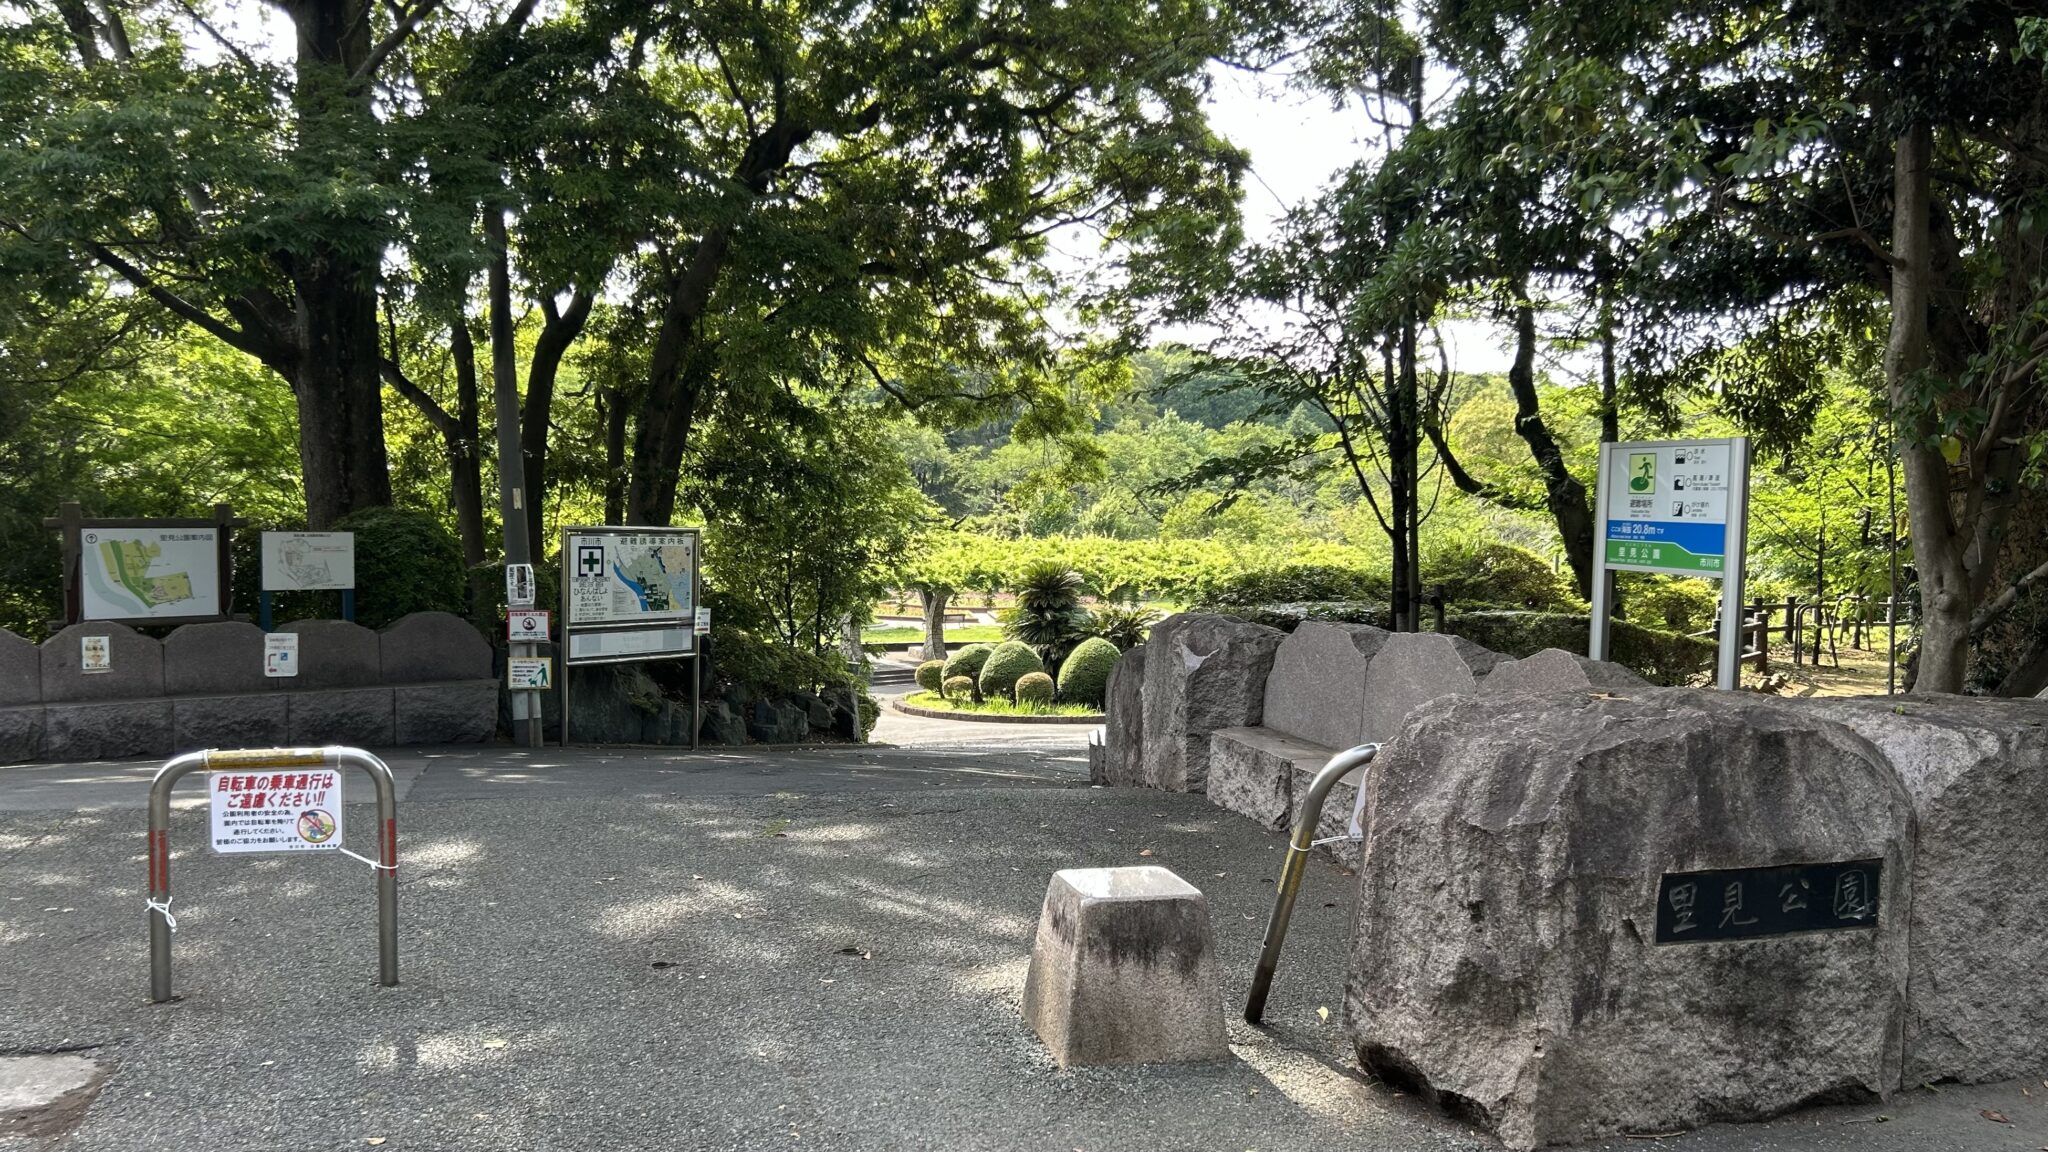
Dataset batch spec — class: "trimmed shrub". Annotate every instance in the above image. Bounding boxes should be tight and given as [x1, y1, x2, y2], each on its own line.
[1225, 601, 1393, 632]
[1014, 671, 1055, 706]
[978, 640, 1045, 700]
[941, 643, 995, 686]
[1426, 541, 1582, 613]
[1056, 636, 1121, 708]
[332, 506, 468, 629]
[914, 659, 946, 694]
[942, 675, 975, 701]
[1620, 574, 1720, 634]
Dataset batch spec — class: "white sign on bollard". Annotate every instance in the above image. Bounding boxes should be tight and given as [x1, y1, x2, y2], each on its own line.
[263, 632, 299, 677]
[209, 768, 344, 853]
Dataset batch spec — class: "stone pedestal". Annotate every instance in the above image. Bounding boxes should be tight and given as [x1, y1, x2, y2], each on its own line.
[1348, 689, 1912, 1149]
[1022, 866, 1228, 1068]
[1801, 695, 2048, 1084]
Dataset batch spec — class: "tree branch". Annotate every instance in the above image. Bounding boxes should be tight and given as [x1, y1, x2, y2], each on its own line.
[351, 0, 443, 84]
[1970, 554, 2048, 639]
[78, 237, 271, 361]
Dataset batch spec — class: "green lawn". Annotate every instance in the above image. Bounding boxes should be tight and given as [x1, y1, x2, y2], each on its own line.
[899, 690, 1102, 718]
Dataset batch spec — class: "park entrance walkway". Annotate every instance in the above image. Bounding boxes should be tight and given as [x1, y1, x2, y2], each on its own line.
[1, 739, 2040, 1150]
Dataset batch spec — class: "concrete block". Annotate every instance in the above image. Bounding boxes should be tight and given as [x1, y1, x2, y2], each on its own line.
[172, 694, 289, 752]
[0, 705, 43, 763]
[1358, 632, 1480, 746]
[1100, 645, 1146, 786]
[40, 622, 162, 703]
[381, 611, 492, 683]
[1347, 689, 1912, 1149]
[286, 687, 395, 746]
[0, 629, 39, 706]
[1481, 647, 1648, 697]
[281, 620, 380, 689]
[1259, 622, 1389, 750]
[395, 681, 499, 745]
[1800, 695, 2048, 1084]
[42, 700, 173, 761]
[1021, 866, 1228, 1068]
[163, 621, 273, 696]
[1137, 614, 1284, 792]
[1207, 726, 1333, 832]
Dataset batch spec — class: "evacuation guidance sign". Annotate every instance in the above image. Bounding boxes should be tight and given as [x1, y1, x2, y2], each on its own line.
[210, 769, 343, 853]
[1599, 440, 1736, 578]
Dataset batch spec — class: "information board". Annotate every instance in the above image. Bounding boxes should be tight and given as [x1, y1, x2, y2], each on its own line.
[79, 527, 222, 621]
[508, 656, 552, 690]
[260, 532, 354, 591]
[209, 768, 344, 854]
[565, 531, 697, 628]
[1599, 441, 1737, 577]
[1589, 437, 1751, 691]
[264, 633, 299, 677]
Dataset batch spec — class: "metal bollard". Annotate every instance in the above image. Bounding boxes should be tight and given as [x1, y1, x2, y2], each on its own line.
[1244, 743, 1379, 1025]
[147, 746, 399, 1003]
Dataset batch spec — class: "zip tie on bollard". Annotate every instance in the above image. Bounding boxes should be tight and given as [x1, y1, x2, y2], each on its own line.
[145, 896, 178, 933]
[338, 846, 397, 872]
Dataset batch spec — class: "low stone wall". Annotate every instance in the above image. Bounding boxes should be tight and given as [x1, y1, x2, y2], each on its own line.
[0, 612, 496, 763]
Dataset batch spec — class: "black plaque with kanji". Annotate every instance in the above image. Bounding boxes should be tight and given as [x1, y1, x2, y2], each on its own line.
[1654, 859, 1882, 944]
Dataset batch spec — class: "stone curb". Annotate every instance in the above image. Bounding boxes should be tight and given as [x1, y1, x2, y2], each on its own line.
[890, 699, 1103, 725]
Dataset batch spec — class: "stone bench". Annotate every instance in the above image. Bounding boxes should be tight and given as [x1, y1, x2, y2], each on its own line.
[1021, 865, 1228, 1068]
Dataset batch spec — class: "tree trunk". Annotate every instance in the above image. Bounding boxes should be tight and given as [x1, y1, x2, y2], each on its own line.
[1886, 123, 1971, 694]
[485, 209, 534, 569]
[1504, 291, 1598, 598]
[520, 290, 594, 548]
[603, 387, 628, 524]
[919, 587, 950, 662]
[284, 0, 392, 527]
[448, 318, 487, 566]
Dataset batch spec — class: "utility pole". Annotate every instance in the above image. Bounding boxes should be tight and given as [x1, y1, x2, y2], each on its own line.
[486, 207, 542, 747]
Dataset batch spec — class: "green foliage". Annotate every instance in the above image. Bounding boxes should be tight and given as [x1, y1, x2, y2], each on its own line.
[1056, 637, 1122, 708]
[941, 675, 976, 701]
[1014, 671, 1056, 706]
[1219, 601, 1393, 631]
[978, 641, 1046, 700]
[1426, 542, 1582, 613]
[1621, 575, 1720, 635]
[707, 622, 860, 696]
[1193, 563, 1385, 608]
[1003, 560, 1092, 664]
[941, 644, 996, 694]
[1085, 605, 1159, 650]
[903, 690, 1102, 718]
[914, 660, 946, 694]
[332, 507, 468, 630]
[1442, 611, 1714, 687]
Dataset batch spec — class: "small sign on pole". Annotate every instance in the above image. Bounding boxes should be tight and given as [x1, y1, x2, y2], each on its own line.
[209, 768, 343, 854]
[508, 608, 550, 643]
[694, 607, 711, 635]
[506, 563, 537, 608]
[508, 656, 552, 690]
[263, 632, 299, 677]
[80, 634, 111, 674]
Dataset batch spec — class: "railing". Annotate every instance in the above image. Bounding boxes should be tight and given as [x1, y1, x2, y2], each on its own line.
[1687, 595, 1915, 672]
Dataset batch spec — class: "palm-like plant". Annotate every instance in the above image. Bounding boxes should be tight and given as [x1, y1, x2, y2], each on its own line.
[1086, 604, 1159, 650]
[1003, 561, 1092, 667]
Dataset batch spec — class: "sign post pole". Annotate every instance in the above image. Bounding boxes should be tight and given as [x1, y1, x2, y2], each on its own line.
[1715, 439, 1752, 691]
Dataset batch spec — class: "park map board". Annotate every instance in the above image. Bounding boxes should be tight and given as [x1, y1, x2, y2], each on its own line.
[79, 527, 221, 621]
[565, 531, 697, 627]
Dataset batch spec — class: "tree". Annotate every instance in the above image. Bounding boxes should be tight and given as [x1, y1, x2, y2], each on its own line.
[0, 1, 460, 524]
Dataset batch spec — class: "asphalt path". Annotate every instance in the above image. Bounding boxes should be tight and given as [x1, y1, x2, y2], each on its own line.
[0, 734, 2041, 1151]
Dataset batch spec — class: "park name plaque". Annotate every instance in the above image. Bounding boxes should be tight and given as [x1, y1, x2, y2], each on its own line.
[1654, 859, 1881, 944]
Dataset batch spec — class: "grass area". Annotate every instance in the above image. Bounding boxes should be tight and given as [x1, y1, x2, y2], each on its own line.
[900, 690, 1102, 718]
[863, 624, 1006, 645]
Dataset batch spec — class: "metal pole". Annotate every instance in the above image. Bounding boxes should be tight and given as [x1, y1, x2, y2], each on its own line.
[1715, 437, 1751, 691]
[147, 746, 399, 1003]
[484, 209, 540, 750]
[1587, 445, 1615, 662]
[1245, 743, 1380, 1025]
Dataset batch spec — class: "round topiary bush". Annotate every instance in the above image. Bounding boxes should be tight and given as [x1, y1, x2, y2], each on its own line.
[1014, 671, 1055, 707]
[331, 506, 468, 629]
[978, 640, 1045, 700]
[942, 675, 975, 701]
[915, 659, 946, 694]
[941, 643, 996, 689]
[1056, 636, 1121, 708]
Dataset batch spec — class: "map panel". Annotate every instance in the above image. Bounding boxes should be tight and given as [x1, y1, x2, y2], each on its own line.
[79, 527, 223, 621]
[260, 532, 355, 591]
[565, 531, 697, 627]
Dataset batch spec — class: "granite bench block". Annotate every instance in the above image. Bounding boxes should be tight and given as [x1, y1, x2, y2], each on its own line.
[287, 687, 396, 746]
[172, 694, 290, 753]
[395, 681, 499, 744]
[0, 705, 44, 763]
[43, 700, 173, 761]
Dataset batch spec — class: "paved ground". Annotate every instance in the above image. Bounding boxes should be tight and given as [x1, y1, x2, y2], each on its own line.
[1, 718, 2042, 1151]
